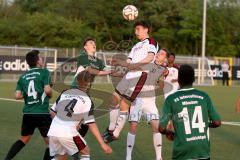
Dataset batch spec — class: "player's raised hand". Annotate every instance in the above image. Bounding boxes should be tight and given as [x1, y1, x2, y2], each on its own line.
[101, 143, 113, 154]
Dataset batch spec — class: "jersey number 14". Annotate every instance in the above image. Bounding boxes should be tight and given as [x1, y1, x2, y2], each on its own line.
[178, 106, 206, 135]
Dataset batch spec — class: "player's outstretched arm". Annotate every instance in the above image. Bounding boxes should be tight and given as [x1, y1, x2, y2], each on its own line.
[15, 91, 23, 100]
[88, 122, 113, 154]
[128, 52, 155, 70]
[209, 120, 221, 128]
[86, 67, 112, 76]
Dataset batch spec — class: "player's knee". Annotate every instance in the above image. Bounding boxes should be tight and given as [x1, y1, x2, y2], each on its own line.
[20, 136, 31, 144]
[111, 92, 120, 106]
[129, 122, 138, 134]
[80, 146, 90, 155]
[150, 121, 159, 133]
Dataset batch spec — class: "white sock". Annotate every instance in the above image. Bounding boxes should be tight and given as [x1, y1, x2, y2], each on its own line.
[153, 133, 162, 160]
[80, 155, 90, 160]
[126, 132, 136, 160]
[113, 111, 128, 137]
[109, 106, 120, 130]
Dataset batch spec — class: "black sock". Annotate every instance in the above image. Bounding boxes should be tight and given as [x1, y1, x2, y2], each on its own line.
[43, 147, 52, 160]
[5, 140, 25, 160]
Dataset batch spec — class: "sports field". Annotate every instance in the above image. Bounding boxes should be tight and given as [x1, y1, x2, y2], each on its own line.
[0, 82, 240, 160]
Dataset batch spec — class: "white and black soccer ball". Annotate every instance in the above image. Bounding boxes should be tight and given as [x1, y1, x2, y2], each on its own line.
[122, 5, 138, 21]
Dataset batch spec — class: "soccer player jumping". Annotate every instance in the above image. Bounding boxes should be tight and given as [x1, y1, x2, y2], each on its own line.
[103, 20, 159, 142]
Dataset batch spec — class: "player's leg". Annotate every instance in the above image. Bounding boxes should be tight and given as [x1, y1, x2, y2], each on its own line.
[150, 120, 162, 160]
[38, 114, 53, 160]
[126, 101, 142, 160]
[49, 136, 67, 160]
[72, 135, 90, 160]
[126, 122, 138, 160]
[112, 97, 131, 138]
[102, 91, 120, 139]
[108, 92, 121, 131]
[79, 146, 90, 160]
[56, 154, 68, 160]
[104, 72, 147, 142]
[5, 114, 34, 160]
[144, 101, 162, 160]
[107, 74, 130, 133]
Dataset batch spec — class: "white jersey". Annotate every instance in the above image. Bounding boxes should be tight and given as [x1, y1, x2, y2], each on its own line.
[163, 65, 179, 98]
[139, 62, 166, 98]
[126, 38, 159, 79]
[48, 89, 94, 137]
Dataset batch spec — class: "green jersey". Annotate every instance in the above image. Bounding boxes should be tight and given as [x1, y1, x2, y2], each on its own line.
[160, 87, 221, 160]
[16, 68, 51, 114]
[71, 51, 105, 87]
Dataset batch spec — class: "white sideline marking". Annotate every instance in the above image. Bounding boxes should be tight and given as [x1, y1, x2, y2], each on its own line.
[0, 97, 109, 111]
[222, 121, 240, 126]
[0, 97, 24, 103]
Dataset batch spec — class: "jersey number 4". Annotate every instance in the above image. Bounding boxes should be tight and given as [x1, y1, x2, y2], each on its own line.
[64, 99, 77, 117]
[28, 80, 37, 99]
[178, 106, 206, 135]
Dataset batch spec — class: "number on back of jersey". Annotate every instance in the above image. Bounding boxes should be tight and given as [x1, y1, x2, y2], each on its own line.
[28, 80, 37, 99]
[64, 99, 77, 117]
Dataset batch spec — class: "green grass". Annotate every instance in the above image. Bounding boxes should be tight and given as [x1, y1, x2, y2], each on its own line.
[0, 82, 240, 160]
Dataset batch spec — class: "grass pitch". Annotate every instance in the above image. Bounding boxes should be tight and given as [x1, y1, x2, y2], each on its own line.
[0, 82, 240, 160]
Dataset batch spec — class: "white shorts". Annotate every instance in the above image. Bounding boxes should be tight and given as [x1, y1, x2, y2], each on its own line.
[115, 71, 148, 102]
[128, 97, 159, 123]
[49, 134, 87, 157]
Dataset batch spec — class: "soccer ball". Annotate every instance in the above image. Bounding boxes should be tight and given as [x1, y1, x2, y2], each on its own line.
[122, 5, 138, 21]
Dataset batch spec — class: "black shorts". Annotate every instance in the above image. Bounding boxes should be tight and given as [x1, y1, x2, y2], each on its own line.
[21, 114, 52, 137]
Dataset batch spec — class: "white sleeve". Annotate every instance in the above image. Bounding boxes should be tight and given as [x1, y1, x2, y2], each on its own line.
[146, 43, 158, 54]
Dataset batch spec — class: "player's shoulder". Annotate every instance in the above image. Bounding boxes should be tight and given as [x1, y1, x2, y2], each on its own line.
[192, 89, 210, 99]
[41, 68, 50, 73]
[78, 51, 88, 59]
[177, 88, 210, 99]
[173, 64, 179, 70]
[167, 64, 179, 70]
[145, 37, 158, 47]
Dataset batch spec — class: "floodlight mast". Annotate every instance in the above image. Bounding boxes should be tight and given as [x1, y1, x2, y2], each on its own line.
[201, 0, 207, 84]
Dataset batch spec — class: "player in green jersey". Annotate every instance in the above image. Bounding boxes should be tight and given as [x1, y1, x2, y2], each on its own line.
[5, 50, 53, 160]
[71, 38, 112, 88]
[71, 38, 113, 138]
[159, 64, 221, 160]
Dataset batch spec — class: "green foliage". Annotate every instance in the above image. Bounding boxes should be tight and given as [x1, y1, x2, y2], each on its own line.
[0, 0, 239, 56]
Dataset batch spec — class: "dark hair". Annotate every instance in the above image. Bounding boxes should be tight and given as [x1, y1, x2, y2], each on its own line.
[134, 20, 151, 32]
[161, 48, 170, 58]
[178, 64, 195, 87]
[26, 50, 40, 67]
[169, 52, 175, 58]
[76, 70, 94, 84]
[83, 38, 96, 46]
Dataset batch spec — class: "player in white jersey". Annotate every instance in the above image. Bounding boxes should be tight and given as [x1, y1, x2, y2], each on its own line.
[162, 52, 179, 98]
[102, 20, 159, 142]
[48, 71, 112, 160]
[126, 49, 168, 160]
